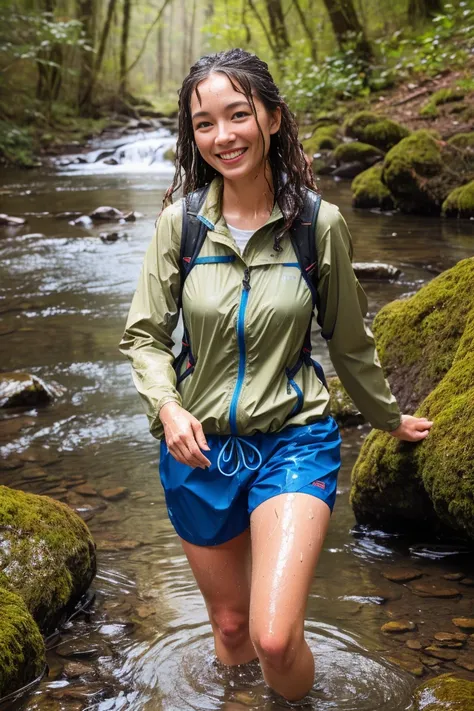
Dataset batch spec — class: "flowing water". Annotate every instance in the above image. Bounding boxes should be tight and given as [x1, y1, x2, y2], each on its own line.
[1, 133, 474, 711]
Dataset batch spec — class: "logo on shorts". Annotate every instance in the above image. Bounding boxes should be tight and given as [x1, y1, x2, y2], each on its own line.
[311, 480, 326, 490]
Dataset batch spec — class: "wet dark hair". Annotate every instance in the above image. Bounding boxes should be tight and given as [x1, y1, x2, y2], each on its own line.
[164, 48, 316, 251]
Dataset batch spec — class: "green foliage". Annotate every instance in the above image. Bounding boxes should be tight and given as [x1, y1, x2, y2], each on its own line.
[0, 120, 37, 167]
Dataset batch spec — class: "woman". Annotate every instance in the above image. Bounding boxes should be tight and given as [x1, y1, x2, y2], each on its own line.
[120, 48, 432, 703]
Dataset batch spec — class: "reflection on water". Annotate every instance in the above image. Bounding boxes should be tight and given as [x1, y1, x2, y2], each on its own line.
[1, 161, 474, 711]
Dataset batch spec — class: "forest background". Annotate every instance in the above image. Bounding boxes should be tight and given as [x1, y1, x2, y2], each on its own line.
[1, 0, 474, 167]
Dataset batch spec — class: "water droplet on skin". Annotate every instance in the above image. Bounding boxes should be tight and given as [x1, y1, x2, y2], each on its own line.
[300, 552, 303, 562]
[309, 512, 314, 519]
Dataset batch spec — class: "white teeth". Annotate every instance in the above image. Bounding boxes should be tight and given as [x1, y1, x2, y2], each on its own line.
[219, 149, 245, 160]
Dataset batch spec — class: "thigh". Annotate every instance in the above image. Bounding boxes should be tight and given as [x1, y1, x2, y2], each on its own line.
[181, 529, 252, 614]
[249, 493, 331, 637]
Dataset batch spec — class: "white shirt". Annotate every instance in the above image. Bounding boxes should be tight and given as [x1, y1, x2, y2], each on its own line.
[227, 223, 255, 255]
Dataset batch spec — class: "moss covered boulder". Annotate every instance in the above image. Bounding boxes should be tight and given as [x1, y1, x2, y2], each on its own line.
[0, 588, 45, 699]
[343, 111, 409, 151]
[442, 181, 474, 219]
[301, 124, 341, 155]
[414, 674, 474, 710]
[382, 130, 468, 215]
[0, 372, 64, 408]
[448, 132, 474, 150]
[352, 164, 395, 210]
[351, 258, 474, 541]
[0, 486, 96, 633]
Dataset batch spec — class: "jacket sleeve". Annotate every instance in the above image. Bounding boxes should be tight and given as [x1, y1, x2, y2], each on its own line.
[315, 202, 401, 432]
[119, 202, 183, 437]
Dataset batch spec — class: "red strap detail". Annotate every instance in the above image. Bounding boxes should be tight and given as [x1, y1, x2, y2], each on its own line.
[305, 262, 316, 273]
[303, 347, 311, 354]
[182, 340, 189, 347]
[183, 256, 191, 263]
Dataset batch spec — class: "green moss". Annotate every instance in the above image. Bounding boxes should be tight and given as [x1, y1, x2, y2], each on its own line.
[442, 181, 474, 218]
[420, 87, 466, 118]
[333, 141, 383, 164]
[448, 132, 474, 149]
[351, 259, 474, 541]
[343, 111, 409, 151]
[328, 376, 365, 426]
[382, 130, 464, 214]
[0, 486, 96, 633]
[0, 121, 39, 168]
[0, 588, 45, 698]
[302, 124, 341, 154]
[351, 164, 395, 210]
[414, 674, 474, 710]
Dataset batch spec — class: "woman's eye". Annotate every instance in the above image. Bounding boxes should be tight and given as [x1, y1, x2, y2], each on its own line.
[196, 121, 212, 129]
[232, 111, 249, 120]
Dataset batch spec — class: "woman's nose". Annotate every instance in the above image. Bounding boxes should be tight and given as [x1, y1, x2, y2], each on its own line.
[215, 122, 235, 145]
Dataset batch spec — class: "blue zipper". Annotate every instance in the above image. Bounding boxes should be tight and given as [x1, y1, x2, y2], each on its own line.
[229, 269, 251, 434]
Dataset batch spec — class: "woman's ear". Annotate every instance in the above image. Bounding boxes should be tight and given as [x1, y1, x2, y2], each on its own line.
[269, 106, 282, 135]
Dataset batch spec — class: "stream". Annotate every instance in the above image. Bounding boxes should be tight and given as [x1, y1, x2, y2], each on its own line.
[1, 130, 474, 711]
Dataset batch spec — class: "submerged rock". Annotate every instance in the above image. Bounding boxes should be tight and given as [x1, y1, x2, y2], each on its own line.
[89, 206, 124, 221]
[0, 587, 45, 699]
[414, 673, 474, 710]
[0, 486, 96, 633]
[350, 258, 474, 542]
[0, 372, 64, 408]
[0, 214, 27, 227]
[353, 262, 401, 281]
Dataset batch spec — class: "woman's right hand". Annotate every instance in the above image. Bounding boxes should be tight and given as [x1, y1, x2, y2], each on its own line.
[159, 402, 211, 469]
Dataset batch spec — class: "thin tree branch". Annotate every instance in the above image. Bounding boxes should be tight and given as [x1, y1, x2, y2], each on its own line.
[126, 0, 173, 74]
[247, 0, 277, 56]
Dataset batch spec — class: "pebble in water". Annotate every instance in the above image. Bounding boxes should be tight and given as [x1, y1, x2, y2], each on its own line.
[381, 621, 417, 634]
[410, 582, 461, 598]
[382, 568, 423, 583]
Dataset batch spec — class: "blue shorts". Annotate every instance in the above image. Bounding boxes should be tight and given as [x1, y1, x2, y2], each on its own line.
[159, 417, 341, 547]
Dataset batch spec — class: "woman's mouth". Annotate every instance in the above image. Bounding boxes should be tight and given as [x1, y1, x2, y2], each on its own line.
[216, 148, 248, 163]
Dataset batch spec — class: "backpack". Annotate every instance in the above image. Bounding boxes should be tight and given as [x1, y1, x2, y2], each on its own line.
[174, 184, 327, 388]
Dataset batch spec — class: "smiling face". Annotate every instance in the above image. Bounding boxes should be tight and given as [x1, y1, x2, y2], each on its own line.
[190, 72, 281, 184]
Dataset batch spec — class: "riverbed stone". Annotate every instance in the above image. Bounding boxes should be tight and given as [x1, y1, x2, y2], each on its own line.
[407, 639, 423, 650]
[350, 258, 474, 542]
[410, 583, 460, 599]
[89, 206, 124, 221]
[327, 376, 365, 427]
[387, 654, 424, 677]
[442, 180, 474, 219]
[443, 573, 464, 581]
[353, 262, 401, 281]
[381, 620, 416, 633]
[452, 618, 474, 631]
[0, 214, 27, 226]
[0, 587, 45, 698]
[424, 646, 459, 661]
[455, 654, 474, 672]
[414, 674, 474, 710]
[459, 578, 474, 587]
[101, 487, 128, 501]
[63, 661, 95, 679]
[74, 484, 98, 497]
[0, 486, 96, 633]
[0, 372, 63, 408]
[382, 568, 423, 583]
[56, 640, 104, 660]
[434, 632, 467, 647]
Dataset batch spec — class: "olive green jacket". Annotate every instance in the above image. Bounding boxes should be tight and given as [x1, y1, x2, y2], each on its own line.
[120, 178, 401, 440]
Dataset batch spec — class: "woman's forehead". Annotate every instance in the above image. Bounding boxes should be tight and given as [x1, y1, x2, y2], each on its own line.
[191, 73, 251, 109]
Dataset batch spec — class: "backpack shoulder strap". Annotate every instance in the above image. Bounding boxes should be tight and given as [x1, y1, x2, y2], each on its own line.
[179, 184, 212, 298]
[289, 188, 322, 306]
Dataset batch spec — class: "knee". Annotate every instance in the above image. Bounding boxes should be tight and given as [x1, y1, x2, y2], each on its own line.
[210, 608, 249, 649]
[251, 629, 298, 672]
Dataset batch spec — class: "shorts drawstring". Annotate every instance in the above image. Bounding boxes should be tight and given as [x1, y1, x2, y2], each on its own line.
[217, 436, 263, 477]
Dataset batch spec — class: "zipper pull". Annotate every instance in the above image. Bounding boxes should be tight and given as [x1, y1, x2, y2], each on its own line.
[242, 268, 251, 291]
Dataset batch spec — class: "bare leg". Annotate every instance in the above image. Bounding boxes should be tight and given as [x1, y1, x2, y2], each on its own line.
[249, 493, 331, 701]
[180, 530, 257, 666]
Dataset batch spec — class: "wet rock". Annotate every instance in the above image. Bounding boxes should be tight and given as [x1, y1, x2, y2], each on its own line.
[353, 262, 401, 281]
[433, 632, 467, 648]
[122, 210, 141, 221]
[89, 206, 124, 221]
[103, 157, 119, 165]
[130, 490, 147, 500]
[381, 620, 416, 633]
[0, 214, 27, 226]
[101, 487, 128, 501]
[413, 673, 474, 710]
[48, 682, 110, 701]
[95, 508, 121, 524]
[331, 161, 367, 179]
[19, 448, 60, 466]
[0, 486, 96, 633]
[382, 568, 423, 583]
[46, 486, 68, 496]
[21, 467, 48, 481]
[455, 653, 474, 672]
[420, 654, 441, 668]
[22, 233, 46, 239]
[0, 416, 36, 439]
[0, 587, 45, 698]
[100, 231, 120, 243]
[63, 661, 96, 679]
[443, 573, 464, 581]
[452, 617, 474, 631]
[328, 376, 365, 427]
[407, 640, 423, 651]
[0, 456, 24, 471]
[460, 578, 474, 587]
[55, 211, 82, 220]
[136, 604, 156, 619]
[96, 538, 142, 552]
[387, 655, 424, 677]
[0, 372, 64, 408]
[410, 583, 460, 599]
[424, 646, 459, 661]
[74, 484, 98, 497]
[55, 640, 104, 660]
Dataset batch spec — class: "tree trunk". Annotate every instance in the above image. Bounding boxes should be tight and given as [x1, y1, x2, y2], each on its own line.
[36, 0, 63, 104]
[408, 0, 443, 22]
[77, 0, 96, 109]
[321, 0, 372, 61]
[291, 0, 317, 63]
[80, 0, 118, 109]
[187, 0, 197, 69]
[157, 16, 164, 93]
[119, 0, 131, 97]
[264, 0, 290, 56]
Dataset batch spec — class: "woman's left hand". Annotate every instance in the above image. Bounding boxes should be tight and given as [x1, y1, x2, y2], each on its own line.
[389, 414, 433, 442]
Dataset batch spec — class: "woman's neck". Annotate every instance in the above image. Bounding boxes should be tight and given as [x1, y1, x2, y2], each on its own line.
[221, 163, 274, 231]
